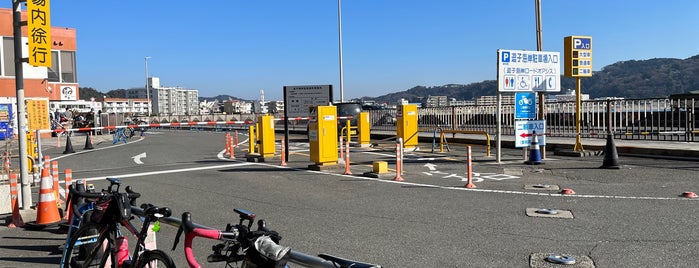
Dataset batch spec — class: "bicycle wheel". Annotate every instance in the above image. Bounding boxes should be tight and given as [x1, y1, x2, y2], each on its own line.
[62, 223, 108, 268]
[137, 249, 176, 268]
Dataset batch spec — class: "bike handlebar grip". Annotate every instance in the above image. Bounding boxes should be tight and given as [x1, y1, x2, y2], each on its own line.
[254, 236, 291, 262]
[125, 186, 141, 205]
[69, 184, 105, 199]
[159, 207, 172, 218]
[181, 212, 194, 232]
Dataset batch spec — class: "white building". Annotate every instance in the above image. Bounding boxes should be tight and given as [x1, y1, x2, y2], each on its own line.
[102, 98, 149, 114]
[49, 99, 102, 113]
[223, 100, 253, 114]
[127, 77, 200, 115]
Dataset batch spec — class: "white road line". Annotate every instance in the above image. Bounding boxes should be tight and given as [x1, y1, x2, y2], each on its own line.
[79, 162, 253, 182]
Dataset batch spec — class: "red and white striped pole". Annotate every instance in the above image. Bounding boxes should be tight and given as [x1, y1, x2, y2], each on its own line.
[343, 139, 352, 175]
[64, 169, 73, 199]
[393, 139, 404, 181]
[225, 132, 231, 156]
[234, 136, 237, 159]
[3, 151, 10, 172]
[339, 136, 344, 160]
[8, 173, 24, 228]
[51, 161, 59, 201]
[63, 169, 73, 220]
[464, 146, 476, 188]
[234, 130, 239, 148]
[280, 139, 287, 166]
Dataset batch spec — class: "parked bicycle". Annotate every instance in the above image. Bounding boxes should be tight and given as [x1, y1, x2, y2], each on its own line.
[60, 180, 97, 267]
[170, 209, 381, 268]
[61, 178, 175, 268]
[112, 128, 129, 144]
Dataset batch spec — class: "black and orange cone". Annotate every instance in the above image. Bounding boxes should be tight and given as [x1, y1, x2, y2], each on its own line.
[63, 135, 75, 154]
[84, 133, 94, 150]
[600, 133, 620, 169]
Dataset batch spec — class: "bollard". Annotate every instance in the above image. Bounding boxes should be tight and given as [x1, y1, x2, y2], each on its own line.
[62, 169, 73, 221]
[280, 139, 287, 166]
[225, 132, 231, 156]
[52, 161, 60, 204]
[229, 134, 236, 160]
[234, 130, 239, 148]
[464, 146, 476, 188]
[8, 173, 24, 228]
[343, 140, 352, 175]
[339, 136, 344, 160]
[3, 151, 10, 172]
[393, 140, 404, 181]
[64, 169, 72, 200]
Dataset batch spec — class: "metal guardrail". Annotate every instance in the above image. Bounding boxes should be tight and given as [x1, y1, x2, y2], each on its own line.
[440, 129, 491, 157]
[369, 97, 698, 142]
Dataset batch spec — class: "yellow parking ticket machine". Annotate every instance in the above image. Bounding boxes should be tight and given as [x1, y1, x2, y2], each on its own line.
[257, 115, 275, 157]
[357, 111, 371, 147]
[309, 106, 338, 165]
[397, 104, 418, 149]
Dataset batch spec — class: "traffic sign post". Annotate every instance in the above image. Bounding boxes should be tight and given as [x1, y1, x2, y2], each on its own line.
[27, 0, 52, 67]
[497, 49, 561, 92]
[515, 92, 537, 120]
[564, 36, 593, 78]
[515, 120, 546, 148]
[496, 49, 559, 163]
[564, 36, 594, 152]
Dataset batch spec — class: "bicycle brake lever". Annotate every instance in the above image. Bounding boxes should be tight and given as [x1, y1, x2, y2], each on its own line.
[172, 225, 183, 251]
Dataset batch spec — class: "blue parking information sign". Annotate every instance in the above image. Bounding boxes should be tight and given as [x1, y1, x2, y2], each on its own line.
[515, 92, 536, 119]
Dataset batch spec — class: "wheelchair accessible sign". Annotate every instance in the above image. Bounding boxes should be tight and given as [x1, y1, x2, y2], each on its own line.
[497, 49, 561, 92]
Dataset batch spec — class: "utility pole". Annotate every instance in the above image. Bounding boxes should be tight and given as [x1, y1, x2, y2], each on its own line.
[145, 56, 151, 116]
[13, 0, 32, 208]
[337, 0, 345, 102]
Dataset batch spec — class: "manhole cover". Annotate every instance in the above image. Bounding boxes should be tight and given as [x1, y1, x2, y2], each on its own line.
[536, 209, 559, 215]
[525, 208, 574, 219]
[546, 255, 576, 265]
[524, 184, 560, 191]
[529, 253, 595, 267]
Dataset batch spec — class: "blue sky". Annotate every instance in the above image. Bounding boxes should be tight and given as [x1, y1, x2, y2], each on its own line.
[4, 1, 698, 101]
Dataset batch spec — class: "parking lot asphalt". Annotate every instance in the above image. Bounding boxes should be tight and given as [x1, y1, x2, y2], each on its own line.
[1, 130, 699, 267]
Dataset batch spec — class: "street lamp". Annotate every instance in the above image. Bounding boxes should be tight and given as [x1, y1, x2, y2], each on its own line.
[144, 56, 151, 116]
[337, 0, 344, 102]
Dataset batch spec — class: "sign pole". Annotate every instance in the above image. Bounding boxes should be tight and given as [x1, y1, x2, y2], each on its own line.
[535, 0, 546, 159]
[13, 1, 32, 209]
[574, 77, 584, 151]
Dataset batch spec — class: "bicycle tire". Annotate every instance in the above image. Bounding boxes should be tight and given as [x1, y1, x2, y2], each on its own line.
[62, 223, 108, 268]
[137, 249, 176, 268]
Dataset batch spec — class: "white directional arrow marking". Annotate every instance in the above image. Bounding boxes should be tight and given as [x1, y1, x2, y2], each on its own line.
[132, 152, 147, 164]
[424, 163, 437, 171]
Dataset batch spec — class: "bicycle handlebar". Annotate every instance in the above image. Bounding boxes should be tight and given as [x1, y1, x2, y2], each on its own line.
[68, 182, 141, 220]
[127, 208, 382, 268]
[173, 212, 239, 268]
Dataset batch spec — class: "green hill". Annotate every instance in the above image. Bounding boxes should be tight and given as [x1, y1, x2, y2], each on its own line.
[368, 55, 699, 104]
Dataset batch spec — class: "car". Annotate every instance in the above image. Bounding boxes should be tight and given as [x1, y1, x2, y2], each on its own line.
[306, 102, 363, 140]
[335, 102, 362, 132]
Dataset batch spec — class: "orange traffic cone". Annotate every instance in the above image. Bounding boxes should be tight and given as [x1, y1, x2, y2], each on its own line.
[25, 167, 62, 229]
[8, 173, 24, 228]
